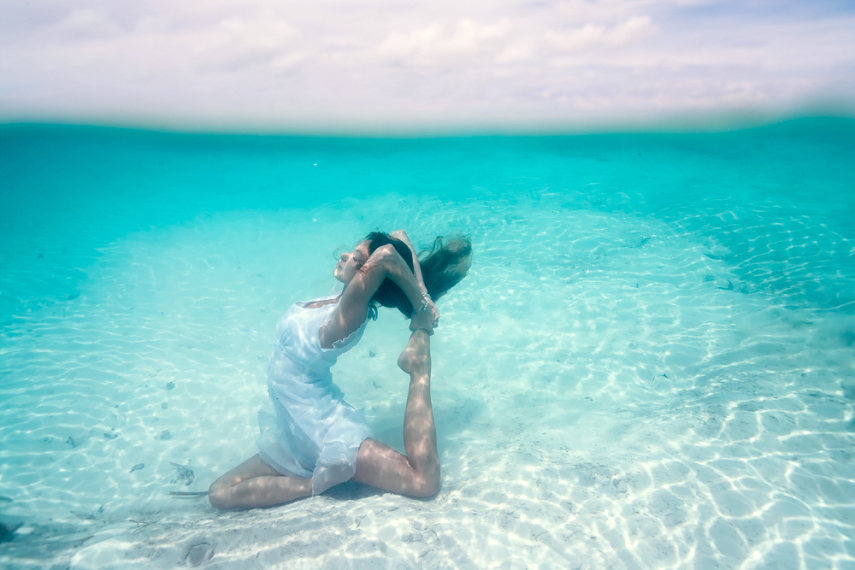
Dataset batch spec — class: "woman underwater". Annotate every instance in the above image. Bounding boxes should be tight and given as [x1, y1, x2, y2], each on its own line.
[208, 230, 472, 510]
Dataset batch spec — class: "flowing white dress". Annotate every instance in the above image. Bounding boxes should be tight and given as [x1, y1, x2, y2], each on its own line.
[256, 296, 373, 495]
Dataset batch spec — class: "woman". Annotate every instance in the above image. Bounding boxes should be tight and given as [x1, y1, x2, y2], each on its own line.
[209, 230, 472, 510]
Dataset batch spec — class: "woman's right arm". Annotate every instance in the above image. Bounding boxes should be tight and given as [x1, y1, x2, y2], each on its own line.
[321, 245, 435, 347]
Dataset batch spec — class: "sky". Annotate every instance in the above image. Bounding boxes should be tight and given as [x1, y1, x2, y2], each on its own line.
[1, 0, 854, 132]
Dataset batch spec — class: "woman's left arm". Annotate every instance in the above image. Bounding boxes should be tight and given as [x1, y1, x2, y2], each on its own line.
[390, 230, 426, 295]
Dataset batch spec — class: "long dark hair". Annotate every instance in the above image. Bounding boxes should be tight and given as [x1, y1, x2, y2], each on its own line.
[365, 231, 473, 318]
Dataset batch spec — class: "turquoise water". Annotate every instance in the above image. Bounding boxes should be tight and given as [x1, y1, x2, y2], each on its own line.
[0, 119, 853, 568]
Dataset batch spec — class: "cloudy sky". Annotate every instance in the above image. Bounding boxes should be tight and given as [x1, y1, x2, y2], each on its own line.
[1, 0, 853, 132]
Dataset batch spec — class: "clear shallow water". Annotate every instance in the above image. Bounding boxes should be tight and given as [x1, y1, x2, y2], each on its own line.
[0, 119, 853, 568]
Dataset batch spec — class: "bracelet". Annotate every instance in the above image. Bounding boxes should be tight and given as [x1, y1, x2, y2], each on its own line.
[411, 292, 431, 317]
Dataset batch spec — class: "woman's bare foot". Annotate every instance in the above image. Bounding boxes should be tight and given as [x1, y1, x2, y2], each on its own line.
[398, 330, 430, 374]
[397, 346, 415, 373]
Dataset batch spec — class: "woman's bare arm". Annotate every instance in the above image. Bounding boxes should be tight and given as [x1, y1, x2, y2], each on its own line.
[390, 230, 426, 295]
[320, 245, 426, 348]
[391, 230, 438, 326]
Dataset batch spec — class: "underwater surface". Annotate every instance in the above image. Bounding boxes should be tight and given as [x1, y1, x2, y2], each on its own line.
[0, 118, 853, 568]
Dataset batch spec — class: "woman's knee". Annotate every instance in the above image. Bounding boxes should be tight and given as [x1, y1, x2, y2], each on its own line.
[410, 473, 440, 498]
[208, 482, 231, 510]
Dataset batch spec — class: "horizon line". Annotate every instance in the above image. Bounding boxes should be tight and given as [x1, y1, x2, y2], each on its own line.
[2, 105, 854, 139]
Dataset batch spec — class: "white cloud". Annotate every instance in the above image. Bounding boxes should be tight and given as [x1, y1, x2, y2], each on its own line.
[0, 1, 852, 131]
[545, 16, 655, 51]
[269, 51, 307, 75]
[495, 39, 536, 63]
[54, 9, 122, 39]
[192, 15, 301, 72]
[378, 18, 511, 64]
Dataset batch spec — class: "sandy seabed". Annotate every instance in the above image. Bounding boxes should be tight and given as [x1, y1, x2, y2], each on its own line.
[1, 180, 854, 568]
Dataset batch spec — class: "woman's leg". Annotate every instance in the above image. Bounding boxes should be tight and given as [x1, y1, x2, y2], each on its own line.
[353, 329, 439, 497]
[208, 454, 312, 510]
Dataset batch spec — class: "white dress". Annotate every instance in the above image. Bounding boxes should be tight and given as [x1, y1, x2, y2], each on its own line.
[256, 296, 373, 495]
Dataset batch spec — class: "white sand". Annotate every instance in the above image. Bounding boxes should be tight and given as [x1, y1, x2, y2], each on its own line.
[1, 194, 853, 568]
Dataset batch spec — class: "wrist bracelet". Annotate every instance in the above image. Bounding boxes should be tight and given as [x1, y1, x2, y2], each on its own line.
[412, 292, 431, 317]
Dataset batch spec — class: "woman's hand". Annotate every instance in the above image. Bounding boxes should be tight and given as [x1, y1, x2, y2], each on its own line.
[426, 297, 439, 327]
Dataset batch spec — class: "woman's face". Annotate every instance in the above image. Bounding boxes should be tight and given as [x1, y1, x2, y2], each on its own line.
[334, 241, 370, 284]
